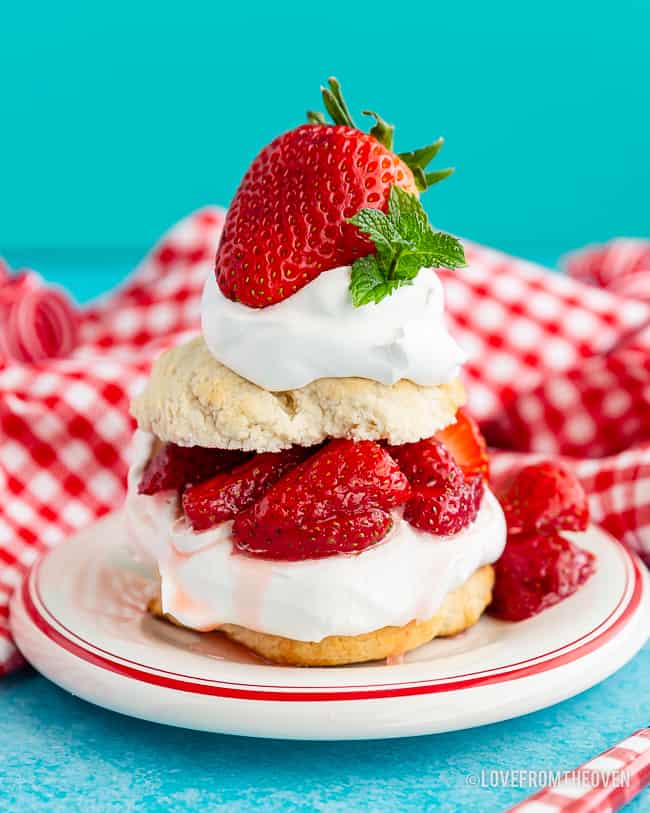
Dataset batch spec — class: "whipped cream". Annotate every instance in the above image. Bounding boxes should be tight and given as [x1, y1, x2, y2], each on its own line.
[201, 266, 466, 391]
[126, 431, 506, 642]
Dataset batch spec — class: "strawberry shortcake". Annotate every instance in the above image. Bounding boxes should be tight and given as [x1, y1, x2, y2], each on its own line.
[126, 79, 510, 665]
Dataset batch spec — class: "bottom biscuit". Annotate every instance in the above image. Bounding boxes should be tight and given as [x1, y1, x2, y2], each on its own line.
[147, 564, 494, 666]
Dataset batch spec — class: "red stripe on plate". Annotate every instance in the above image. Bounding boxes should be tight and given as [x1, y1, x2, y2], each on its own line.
[21, 551, 644, 702]
[30, 543, 634, 690]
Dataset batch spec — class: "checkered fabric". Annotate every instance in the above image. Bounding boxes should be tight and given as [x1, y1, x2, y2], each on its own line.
[507, 727, 650, 812]
[1, 209, 649, 673]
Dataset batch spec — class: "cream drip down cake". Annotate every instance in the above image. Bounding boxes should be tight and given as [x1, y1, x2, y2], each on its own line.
[127, 78, 509, 665]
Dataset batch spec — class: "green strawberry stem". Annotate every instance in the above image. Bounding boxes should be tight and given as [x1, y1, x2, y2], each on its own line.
[307, 78, 454, 192]
[398, 138, 445, 169]
[321, 77, 355, 127]
[307, 110, 326, 124]
[362, 110, 394, 150]
[398, 138, 454, 191]
[424, 168, 454, 186]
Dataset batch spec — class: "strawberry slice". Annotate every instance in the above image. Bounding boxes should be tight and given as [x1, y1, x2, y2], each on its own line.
[490, 531, 596, 621]
[138, 443, 249, 495]
[404, 475, 484, 535]
[434, 409, 489, 479]
[182, 446, 313, 531]
[232, 439, 411, 560]
[388, 436, 483, 535]
[497, 461, 589, 535]
[234, 508, 393, 561]
[387, 436, 464, 488]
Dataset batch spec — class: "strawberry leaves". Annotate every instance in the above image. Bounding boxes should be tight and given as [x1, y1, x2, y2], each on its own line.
[318, 77, 356, 128]
[348, 186, 466, 307]
[309, 79, 454, 192]
[398, 138, 454, 192]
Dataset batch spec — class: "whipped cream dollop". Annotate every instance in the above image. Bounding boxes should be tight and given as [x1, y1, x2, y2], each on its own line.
[201, 266, 466, 391]
[126, 432, 506, 642]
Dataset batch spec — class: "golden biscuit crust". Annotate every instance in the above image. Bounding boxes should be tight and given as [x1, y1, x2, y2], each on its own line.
[148, 564, 494, 666]
[131, 336, 465, 452]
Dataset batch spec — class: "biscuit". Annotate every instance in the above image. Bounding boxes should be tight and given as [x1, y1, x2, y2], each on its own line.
[147, 564, 494, 666]
[131, 336, 465, 452]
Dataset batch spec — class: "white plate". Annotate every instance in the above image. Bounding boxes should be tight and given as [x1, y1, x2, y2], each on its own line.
[10, 511, 650, 740]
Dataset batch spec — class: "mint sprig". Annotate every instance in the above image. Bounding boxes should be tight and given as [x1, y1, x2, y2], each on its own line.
[347, 186, 466, 307]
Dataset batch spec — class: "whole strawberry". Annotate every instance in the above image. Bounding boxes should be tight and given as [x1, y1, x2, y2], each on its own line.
[216, 77, 464, 308]
[232, 438, 411, 560]
[497, 461, 589, 535]
[490, 460, 594, 621]
[490, 531, 596, 621]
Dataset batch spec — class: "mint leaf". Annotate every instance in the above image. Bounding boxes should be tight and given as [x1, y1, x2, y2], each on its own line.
[348, 208, 407, 260]
[418, 230, 467, 268]
[388, 185, 427, 245]
[347, 185, 467, 307]
[349, 255, 410, 306]
[350, 255, 387, 306]
[393, 252, 424, 280]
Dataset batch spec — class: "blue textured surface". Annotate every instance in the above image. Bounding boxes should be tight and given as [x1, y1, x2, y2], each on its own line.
[2, 648, 649, 812]
[1, 262, 648, 813]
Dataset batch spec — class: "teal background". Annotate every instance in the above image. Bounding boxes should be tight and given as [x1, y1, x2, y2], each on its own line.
[2, 0, 649, 276]
[2, 6, 650, 811]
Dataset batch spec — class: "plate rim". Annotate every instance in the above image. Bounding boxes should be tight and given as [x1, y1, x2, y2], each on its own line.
[15, 516, 647, 703]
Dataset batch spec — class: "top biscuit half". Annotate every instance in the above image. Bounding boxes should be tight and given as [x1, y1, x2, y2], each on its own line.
[131, 336, 465, 453]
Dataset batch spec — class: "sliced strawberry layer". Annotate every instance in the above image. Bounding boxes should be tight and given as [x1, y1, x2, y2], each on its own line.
[490, 531, 596, 621]
[404, 475, 484, 535]
[434, 409, 489, 479]
[182, 446, 313, 531]
[138, 443, 249, 495]
[496, 461, 589, 535]
[141, 428, 490, 557]
[232, 439, 411, 560]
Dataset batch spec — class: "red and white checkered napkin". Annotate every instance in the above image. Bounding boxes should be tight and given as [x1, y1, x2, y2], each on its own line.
[0, 209, 649, 675]
[506, 727, 650, 812]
